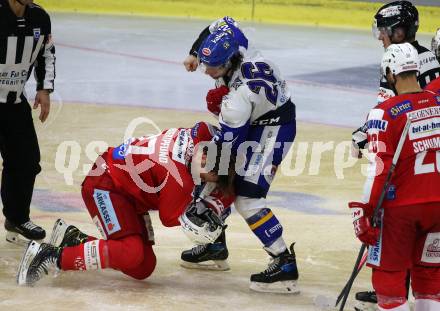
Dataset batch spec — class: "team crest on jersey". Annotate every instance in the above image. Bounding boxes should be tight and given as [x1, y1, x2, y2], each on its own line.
[388, 100, 413, 119]
[33, 28, 41, 40]
[202, 48, 211, 56]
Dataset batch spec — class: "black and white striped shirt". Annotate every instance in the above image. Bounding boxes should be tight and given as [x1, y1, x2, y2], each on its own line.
[0, 0, 55, 104]
[377, 41, 440, 103]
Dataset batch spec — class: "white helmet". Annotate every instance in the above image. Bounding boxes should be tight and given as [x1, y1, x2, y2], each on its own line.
[432, 28, 440, 62]
[381, 43, 419, 77]
[179, 201, 223, 245]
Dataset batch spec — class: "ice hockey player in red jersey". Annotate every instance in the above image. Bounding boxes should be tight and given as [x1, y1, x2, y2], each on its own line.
[349, 43, 440, 311]
[352, 3, 440, 308]
[16, 122, 235, 286]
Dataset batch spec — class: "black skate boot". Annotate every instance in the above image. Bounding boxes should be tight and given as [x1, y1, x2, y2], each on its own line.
[48, 219, 88, 248]
[250, 243, 299, 294]
[181, 230, 229, 271]
[5, 219, 46, 245]
[354, 291, 377, 311]
[17, 241, 61, 286]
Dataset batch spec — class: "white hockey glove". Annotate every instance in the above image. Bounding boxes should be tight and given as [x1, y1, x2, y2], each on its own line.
[352, 123, 368, 159]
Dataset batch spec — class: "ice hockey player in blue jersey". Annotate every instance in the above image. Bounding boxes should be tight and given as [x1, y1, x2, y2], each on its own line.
[181, 17, 299, 294]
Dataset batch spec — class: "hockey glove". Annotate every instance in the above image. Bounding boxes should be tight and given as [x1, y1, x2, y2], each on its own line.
[348, 201, 380, 246]
[206, 86, 229, 116]
[351, 123, 368, 158]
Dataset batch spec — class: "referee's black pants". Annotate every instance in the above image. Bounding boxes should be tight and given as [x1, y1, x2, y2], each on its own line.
[0, 101, 41, 225]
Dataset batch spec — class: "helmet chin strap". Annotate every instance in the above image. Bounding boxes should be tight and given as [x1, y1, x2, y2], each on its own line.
[16, 0, 26, 6]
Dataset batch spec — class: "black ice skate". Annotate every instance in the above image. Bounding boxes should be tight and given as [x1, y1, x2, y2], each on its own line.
[181, 230, 229, 271]
[354, 291, 377, 311]
[249, 243, 299, 294]
[5, 219, 46, 246]
[48, 219, 88, 248]
[17, 241, 61, 286]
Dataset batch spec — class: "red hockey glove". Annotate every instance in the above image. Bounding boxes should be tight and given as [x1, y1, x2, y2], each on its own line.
[348, 201, 380, 246]
[206, 86, 229, 116]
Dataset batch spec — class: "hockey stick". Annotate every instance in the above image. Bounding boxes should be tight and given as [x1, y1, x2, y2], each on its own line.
[337, 117, 412, 311]
[335, 250, 368, 306]
[314, 251, 368, 309]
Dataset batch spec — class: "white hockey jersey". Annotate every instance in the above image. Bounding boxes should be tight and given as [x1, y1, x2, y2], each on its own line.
[214, 53, 294, 149]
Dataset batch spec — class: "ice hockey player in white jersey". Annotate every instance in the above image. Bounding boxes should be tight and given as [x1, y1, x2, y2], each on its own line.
[181, 18, 299, 294]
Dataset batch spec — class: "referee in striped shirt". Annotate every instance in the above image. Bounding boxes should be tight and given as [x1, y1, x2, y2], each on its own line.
[0, 0, 55, 243]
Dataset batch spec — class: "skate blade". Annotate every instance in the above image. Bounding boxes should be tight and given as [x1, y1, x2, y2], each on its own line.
[180, 260, 230, 271]
[17, 241, 41, 286]
[6, 231, 42, 247]
[48, 219, 68, 247]
[249, 280, 300, 294]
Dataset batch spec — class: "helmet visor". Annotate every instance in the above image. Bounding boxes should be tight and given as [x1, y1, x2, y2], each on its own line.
[372, 20, 393, 40]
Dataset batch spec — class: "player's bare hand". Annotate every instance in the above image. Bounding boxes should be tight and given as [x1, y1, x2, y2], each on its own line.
[184, 55, 198, 72]
[34, 90, 51, 123]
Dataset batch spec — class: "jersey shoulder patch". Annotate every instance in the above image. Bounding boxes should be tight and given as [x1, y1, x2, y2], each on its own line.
[386, 99, 413, 119]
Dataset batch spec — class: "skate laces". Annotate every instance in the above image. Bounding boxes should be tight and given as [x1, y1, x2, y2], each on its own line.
[191, 244, 208, 255]
[22, 221, 39, 231]
[262, 257, 281, 275]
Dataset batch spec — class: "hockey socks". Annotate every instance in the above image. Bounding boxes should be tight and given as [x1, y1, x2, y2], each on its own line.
[60, 235, 146, 272]
[245, 208, 286, 255]
[61, 240, 106, 271]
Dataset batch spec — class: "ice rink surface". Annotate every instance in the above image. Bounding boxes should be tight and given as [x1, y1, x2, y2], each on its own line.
[1, 13, 436, 310]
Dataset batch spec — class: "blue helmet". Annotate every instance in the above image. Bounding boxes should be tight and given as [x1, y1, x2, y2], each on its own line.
[198, 32, 239, 67]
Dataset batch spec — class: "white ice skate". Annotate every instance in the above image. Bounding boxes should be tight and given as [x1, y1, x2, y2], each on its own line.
[17, 241, 60, 286]
[17, 240, 41, 285]
[48, 218, 88, 248]
[48, 219, 69, 247]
